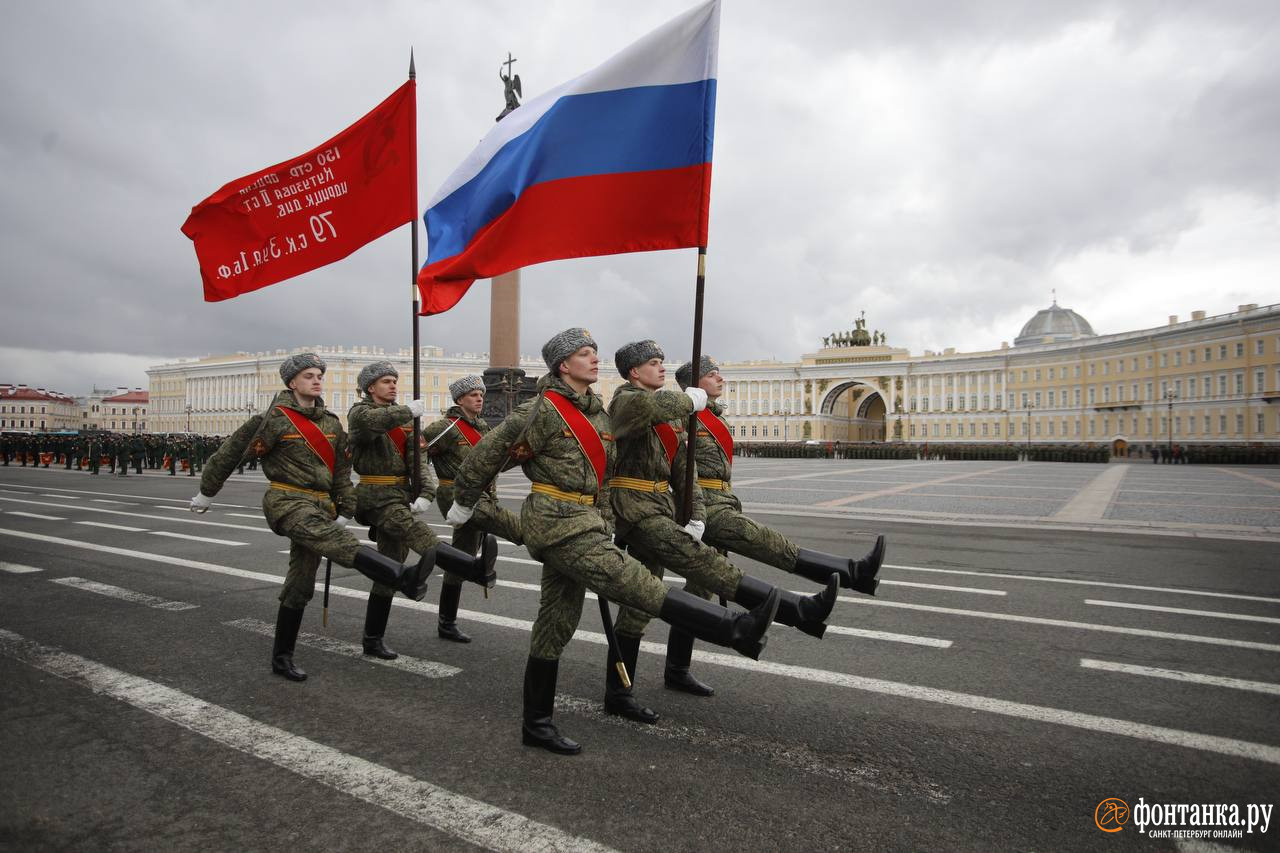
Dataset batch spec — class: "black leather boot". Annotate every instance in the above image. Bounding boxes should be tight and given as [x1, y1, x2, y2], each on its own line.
[352, 545, 432, 601]
[437, 582, 471, 643]
[362, 594, 398, 660]
[604, 635, 659, 724]
[436, 535, 498, 589]
[794, 534, 886, 595]
[734, 573, 838, 639]
[521, 656, 581, 755]
[657, 586, 779, 661]
[271, 605, 307, 682]
[663, 628, 715, 696]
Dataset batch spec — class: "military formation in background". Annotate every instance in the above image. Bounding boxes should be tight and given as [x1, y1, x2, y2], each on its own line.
[0, 431, 228, 474]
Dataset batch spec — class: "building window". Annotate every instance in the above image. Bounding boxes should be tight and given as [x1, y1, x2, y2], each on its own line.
[994, 423, 1000, 437]
[1188, 350, 1196, 365]
[1258, 413, 1266, 434]
[1220, 345, 1228, 360]
[1236, 342, 1245, 358]
[1220, 414, 1228, 433]
[1236, 414, 1244, 434]
[1256, 371, 1265, 393]
[1034, 391, 1042, 406]
[1160, 353, 1168, 368]
[1219, 375, 1227, 396]
[1235, 373, 1244, 395]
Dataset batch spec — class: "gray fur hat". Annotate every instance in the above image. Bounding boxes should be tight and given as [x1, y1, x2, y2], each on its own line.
[541, 327, 598, 373]
[675, 355, 719, 389]
[279, 352, 327, 386]
[614, 340, 665, 379]
[357, 361, 398, 396]
[450, 375, 485, 401]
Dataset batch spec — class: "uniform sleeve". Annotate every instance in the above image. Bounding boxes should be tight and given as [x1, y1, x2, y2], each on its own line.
[198, 414, 262, 497]
[331, 426, 357, 518]
[611, 388, 693, 439]
[349, 402, 414, 444]
[453, 400, 537, 509]
[416, 430, 437, 501]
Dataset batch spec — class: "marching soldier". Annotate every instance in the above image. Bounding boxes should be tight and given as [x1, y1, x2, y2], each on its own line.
[189, 353, 435, 682]
[665, 356, 886, 696]
[604, 341, 838, 723]
[347, 361, 497, 660]
[424, 375, 524, 644]
[447, 329, 780, 755]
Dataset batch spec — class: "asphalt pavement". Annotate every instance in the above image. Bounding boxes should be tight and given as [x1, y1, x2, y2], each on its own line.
[1, 459, 1277, 851]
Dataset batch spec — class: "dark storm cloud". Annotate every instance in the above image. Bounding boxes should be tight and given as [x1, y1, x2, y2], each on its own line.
[1, 0, 1277, 394]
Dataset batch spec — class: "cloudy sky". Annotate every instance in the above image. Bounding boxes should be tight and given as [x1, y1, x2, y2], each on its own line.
[2, 0, 1278, 395]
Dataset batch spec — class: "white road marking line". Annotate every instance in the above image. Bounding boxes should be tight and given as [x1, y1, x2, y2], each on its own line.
[1080, 658, 1280, 697]
[5, 527, 1275, 764]
[225, 619, 460, 679]
[91, 499, 135, 505]
[497, 555, 541, 566]
[0, 495, 265, 532]
[7, 511, 65, 521]
[1052, 465, 1129, 522]
[551, 694, 951, 804]
[227, 513, 263, 519]
[824, 626, 953, 647]
[42, 493, 78, 499]
[834, 596, 1280, 652]
[888, 563, 1280, 604]
[881, 580, 1005, 596]
[683, 648, 1280, 766]
[0, 562, 42, 574]
[76, 521, 148, 532]
[150, 531, 248, 546]
[0, 483, 255, 509]
[1085, 599, 1280, 625]
[50, 577, 198, 611]
[0, 629, 617, 853]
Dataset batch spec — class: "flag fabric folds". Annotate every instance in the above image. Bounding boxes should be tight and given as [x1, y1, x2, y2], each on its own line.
[417, 0, 720, 315]
[182, 82, 416, 302]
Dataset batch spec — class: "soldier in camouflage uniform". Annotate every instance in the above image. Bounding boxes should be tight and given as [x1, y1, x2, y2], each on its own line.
[664, 355, 886, 696]
[424, 374, 523, 644]
[604, 341, 838, 723]
[189, 353, 433, 682]
[348, 361, 497, 660]
[448, 329, 780, 755]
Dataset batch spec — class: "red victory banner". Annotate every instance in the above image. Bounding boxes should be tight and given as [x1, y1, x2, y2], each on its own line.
[182, 81, 416, 302]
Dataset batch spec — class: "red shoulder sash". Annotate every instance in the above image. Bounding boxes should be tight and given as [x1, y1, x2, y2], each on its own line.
[697, 409, 733, 466]
[386, 425, 411, 458]
[543, 390, 607, 489]
[452, 416, 483, 447]
[654, 423, 680, 466]
[276, 406, 335, 474]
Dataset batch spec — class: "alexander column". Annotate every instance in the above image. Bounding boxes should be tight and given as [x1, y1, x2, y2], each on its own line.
[482, 52, 539, 424]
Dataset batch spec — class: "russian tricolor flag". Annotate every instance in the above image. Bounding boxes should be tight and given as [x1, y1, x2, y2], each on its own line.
[417, 0, 719, 315]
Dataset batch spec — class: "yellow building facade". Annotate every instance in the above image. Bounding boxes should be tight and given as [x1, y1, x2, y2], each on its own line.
[716, 302, 1280, 451]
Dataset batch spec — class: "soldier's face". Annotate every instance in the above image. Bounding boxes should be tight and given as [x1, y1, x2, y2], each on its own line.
[289, 368, 325, 399]
[369, 375, 398, 405]
[698, 369, 724, 398]
[559, 346, 599, 385]
[459, 389, 485, 416]
[630, 358, 665, 391]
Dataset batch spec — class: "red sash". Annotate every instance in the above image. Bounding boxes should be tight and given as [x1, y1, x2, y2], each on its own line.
[276, 406, 335, 474]
[698, 409, 733, 466]
[386, 425, 411, 458]
[452, 417, 483, 447]
[543, 390, 607, 489]
[654, 423, 680, 466]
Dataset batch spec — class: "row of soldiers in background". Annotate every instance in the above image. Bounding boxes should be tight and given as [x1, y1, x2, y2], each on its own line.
[0, 432, 229, 475]
[735, 440, 1278, 464]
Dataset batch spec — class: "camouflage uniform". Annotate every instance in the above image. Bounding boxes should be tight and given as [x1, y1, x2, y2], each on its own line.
[453, 348, 778, 755]
[200, 390, 362, 609]
[425, 403, 523, 641]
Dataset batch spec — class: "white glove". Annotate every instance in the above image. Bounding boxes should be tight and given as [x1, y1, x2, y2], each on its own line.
[334, 515, 351, 530]
[410, 497, 431, 515]
[684, 387, 708, 412]
[406, 398, 427, 418]
[446, 502, 475, 528]
[683, 519, 705, 541]
[189, 493, 212, 514]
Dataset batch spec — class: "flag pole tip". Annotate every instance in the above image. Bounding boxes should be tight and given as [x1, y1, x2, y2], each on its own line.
[409, 49, 416, 79]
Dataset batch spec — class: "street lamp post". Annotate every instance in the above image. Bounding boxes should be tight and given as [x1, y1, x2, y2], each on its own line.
[1163, 389, 1178, 456]
[1025, 401, 1035, 455]
[185, 404, 192, 433]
